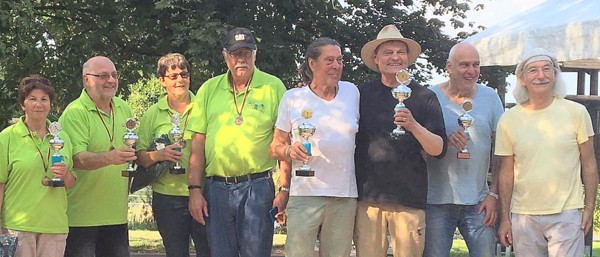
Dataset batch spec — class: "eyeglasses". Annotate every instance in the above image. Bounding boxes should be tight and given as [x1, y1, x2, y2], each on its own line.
[21, 77, 51, 86]
[526, 66, 554, 76]
[227, 49, 253, 59]
[164, 71, 190, 80]
[86, 72, 119, 80]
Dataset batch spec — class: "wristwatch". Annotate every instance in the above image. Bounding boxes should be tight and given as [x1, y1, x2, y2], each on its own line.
[188, 185, 202, 190]
[488, 191, 499, 200]
[279, 186, 290, 193]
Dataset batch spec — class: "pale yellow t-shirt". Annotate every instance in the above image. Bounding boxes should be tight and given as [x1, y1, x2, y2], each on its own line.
[495, 98, 594, 215]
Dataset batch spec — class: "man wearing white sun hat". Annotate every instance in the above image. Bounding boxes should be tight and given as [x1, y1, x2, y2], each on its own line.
[353, 24, 447, 257]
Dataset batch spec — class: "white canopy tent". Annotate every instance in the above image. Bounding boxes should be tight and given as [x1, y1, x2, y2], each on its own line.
[464, 2, 600, 255]
[464, 0, 600, 94]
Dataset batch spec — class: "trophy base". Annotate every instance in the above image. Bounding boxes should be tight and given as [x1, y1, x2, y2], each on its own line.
[295, 169, 315, 177]
[390, 131, 409, 140]
[170, 167, 186, 175]
[43, 177, 65, 187]
[457, 152, 471, 159]
[122, 170, 137, 177]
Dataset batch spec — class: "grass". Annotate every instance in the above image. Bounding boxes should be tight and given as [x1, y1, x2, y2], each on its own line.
[131, 230, 600, 256]
[129, 230, 286, 253]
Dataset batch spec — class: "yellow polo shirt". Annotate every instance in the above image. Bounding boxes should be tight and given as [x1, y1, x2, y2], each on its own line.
[0, 117, 73, 233]
[59, 89, 133, 226]
[189, 68, 286, 177]
[136, 91, 195, 196]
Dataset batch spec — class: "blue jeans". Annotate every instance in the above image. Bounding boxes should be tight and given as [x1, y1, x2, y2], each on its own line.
[205, 175, 275, 257]
[152, 191, 210, 257]
[64, 224, 130, 257]
[424, 202, 496, 257]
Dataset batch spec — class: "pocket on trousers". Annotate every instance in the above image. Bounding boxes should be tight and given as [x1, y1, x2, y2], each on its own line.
[410, 225, 426, 256]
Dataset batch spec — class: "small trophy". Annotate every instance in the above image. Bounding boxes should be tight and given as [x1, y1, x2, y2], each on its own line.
[122, 118, 138, 177]
[44, 122, 65, 187]
[169, 114, 186, 175]
[296, 108, 316, 177]
[457, 100, 475, 159]
[390, 69, 412, 139]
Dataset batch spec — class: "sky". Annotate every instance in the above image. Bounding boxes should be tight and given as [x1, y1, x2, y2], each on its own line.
[428, 0, 574, 103]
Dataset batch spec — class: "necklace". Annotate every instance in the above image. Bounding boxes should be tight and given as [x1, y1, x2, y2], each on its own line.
[309, 83, 339, 100]
[24, 121, 51, 182]
[230, 75, 253, 125]
[94, 103, 115, 151]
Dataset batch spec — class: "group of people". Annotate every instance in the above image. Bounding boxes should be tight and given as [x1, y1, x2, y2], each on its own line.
[0, 24, 596, 257]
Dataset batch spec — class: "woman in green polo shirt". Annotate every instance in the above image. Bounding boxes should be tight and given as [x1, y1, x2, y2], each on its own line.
[135, 53, 210, 257]
[0, 75, 75, 257]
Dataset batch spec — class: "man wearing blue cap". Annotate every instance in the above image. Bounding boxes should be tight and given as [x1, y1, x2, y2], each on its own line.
[187, 27, 287, 257]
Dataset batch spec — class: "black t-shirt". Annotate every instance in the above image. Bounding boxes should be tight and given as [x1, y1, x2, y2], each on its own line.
[355, 79, 447, 210]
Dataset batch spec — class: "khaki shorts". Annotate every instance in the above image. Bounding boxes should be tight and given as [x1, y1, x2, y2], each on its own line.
[354, 201, 425, 257]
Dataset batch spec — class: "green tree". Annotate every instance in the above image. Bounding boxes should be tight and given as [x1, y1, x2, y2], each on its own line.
[126, 74, 164, 120]
[1, 0, 486, 129]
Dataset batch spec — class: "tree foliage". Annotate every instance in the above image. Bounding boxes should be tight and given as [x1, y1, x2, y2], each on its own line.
[0, 0, 487, 129]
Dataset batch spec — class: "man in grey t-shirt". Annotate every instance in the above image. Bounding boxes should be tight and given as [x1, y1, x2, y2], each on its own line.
[424, 42, 504, 257]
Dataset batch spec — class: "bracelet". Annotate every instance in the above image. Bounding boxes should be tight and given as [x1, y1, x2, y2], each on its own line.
[284, 145, 292, 157]
[279, 186, 290, 193]
[188, 185, 202, 190]
[488, 191, 499, 200]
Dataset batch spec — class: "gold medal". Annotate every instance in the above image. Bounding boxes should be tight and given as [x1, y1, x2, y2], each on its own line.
[41, 176, 51, 186]
[461, 99, 474, 112]
[395, 69, 411, 85]
[235, 116, 244, 125]
[301, 108, 313, 119]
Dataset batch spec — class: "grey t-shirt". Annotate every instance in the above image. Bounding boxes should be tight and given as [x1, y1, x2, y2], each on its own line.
[427, 84, 504, 205]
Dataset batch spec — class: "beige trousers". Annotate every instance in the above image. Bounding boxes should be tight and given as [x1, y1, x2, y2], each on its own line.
[511, 209, 584, 257]
[354, 201, 426, 257]
[285, 196, 357, 257]
[12, 230, 67, 257]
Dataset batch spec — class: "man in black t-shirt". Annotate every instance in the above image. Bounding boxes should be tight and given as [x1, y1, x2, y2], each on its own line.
[353, 24, 447, 257]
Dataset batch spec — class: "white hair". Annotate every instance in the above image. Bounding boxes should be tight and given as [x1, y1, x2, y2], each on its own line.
[513, 48, 566, 104]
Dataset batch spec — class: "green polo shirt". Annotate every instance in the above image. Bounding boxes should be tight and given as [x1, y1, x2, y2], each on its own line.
[136, 91, 196, 196]
[0, 117, 73, 233]
[59, 89, 133, 226]
[189, 68, 286, 177]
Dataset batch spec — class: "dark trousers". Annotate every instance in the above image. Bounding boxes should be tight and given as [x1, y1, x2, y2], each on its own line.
[64, 224, 130, 257]
[152, 191, 211, 257]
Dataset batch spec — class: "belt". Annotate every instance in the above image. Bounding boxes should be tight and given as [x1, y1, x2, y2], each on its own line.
[209, 170, 271, 184]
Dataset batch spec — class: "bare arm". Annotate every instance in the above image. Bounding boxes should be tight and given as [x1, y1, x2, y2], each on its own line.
[579, 137, 598, 233]
[478, 132, 499, 226]
[497, 155, 514, 247]
[188, 133, 208, 224]
[136, 144, 182, 168]
[0, 183, 4, 225]
[270, 129, 292, 161]
[73, 147, 136, 170]
[396, 108, 443, 156]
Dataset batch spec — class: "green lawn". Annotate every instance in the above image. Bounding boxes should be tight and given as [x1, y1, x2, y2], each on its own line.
[130, 230, 600, 256]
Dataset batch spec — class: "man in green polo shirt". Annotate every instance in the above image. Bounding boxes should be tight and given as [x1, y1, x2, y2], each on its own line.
[188, 27, 287, 257]
[59, 56, 136, 257]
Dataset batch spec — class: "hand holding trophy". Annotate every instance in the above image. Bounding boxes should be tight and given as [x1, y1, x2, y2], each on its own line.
[457, 99, 474, 159]
[169, 113, 186, 175]
[390, 69, 412, 139]
[122, 118, 139, 177]
[44, 122, 65, 187]
[295, 108, 316, 177]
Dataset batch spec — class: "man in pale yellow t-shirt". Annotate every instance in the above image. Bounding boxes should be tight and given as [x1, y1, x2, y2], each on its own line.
[495, 48, 598, 257]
